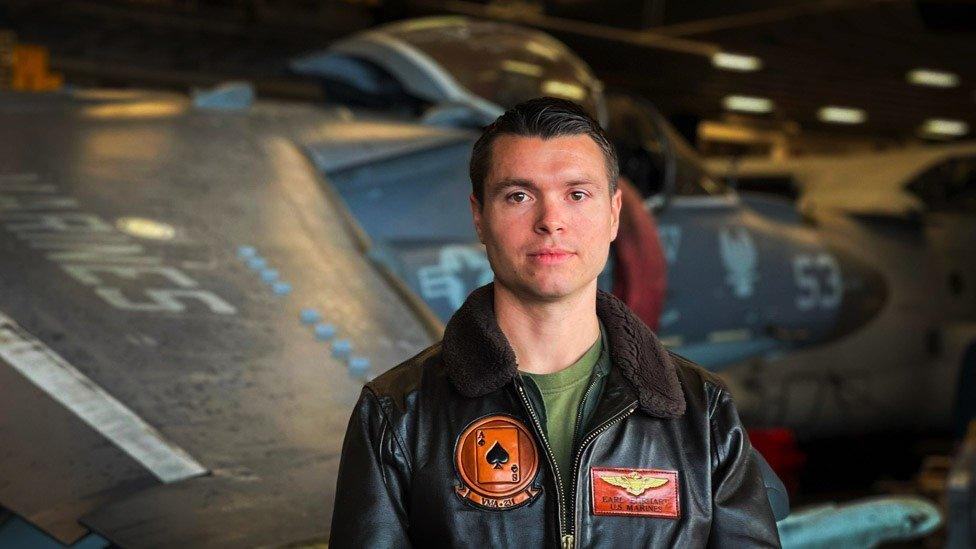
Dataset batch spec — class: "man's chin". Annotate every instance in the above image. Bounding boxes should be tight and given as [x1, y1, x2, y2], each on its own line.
[525, 287, 571, 302]
[499, 277, 585, 302]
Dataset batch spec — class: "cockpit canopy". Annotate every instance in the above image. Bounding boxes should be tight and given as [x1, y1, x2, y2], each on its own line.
[292, 17, 607, 126]
[293, 17, 727, 203]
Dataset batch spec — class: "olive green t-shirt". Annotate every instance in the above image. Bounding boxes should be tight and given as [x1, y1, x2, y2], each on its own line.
[522, 329, 603, 498]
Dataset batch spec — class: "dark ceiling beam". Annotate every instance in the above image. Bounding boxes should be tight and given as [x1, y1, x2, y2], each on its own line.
[652, 0, 902, 37]
[2, 0, 371, 38]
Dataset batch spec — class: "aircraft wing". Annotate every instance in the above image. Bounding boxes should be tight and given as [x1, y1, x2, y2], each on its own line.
[705, 155, 927, 219]
[0, 90, 437, 546]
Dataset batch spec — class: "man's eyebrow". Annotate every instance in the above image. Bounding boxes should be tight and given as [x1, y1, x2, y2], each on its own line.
[565, 179, 599, 187]
[491, 178, 537, 194]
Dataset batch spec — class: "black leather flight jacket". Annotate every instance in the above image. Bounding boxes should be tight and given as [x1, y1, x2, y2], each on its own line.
[330, 285, 781, 548]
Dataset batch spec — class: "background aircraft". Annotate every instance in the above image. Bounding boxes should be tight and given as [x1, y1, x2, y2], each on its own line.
[707, 144, 976, 439]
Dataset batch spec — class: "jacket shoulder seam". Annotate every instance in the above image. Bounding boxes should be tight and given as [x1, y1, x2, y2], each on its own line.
[670, 351, 729, 468]
[365, 342, 441, 398]
[364, 385, 415, 479]
[708, 386, 732, 469]
[669, 351, 728, 391]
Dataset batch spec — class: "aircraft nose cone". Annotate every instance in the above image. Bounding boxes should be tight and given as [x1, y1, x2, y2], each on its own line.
[825, 247, 889, 341]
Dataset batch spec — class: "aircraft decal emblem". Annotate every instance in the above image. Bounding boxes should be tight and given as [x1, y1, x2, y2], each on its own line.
[658, 224, 681, 264]
[719, 227, 758, 299]
[793, 252, 843, 311]
[417, 246, 493, 310]
[659, 308, 681, 328]
[0, 180, 237, 315]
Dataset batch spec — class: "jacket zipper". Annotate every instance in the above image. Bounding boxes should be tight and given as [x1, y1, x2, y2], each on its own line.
[563, 402, 638, 548]
[560, 375, 603, 546]
[515, 380, 568, 542]
[560, 382, 596, 549]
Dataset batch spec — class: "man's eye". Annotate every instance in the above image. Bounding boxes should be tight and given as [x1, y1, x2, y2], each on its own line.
[570, 191, 587, 201]
[509, 192, 528, 203]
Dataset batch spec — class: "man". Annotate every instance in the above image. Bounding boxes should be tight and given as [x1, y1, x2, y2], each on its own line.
[330, 97, 781, 547]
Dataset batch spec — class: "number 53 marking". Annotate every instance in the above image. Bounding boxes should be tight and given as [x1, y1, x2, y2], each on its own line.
[793, 253, 842, 311]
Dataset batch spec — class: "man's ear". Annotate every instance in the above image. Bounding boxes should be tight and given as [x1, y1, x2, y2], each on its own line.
[609, 185, 623, 242]
[470, 193, 485, 244]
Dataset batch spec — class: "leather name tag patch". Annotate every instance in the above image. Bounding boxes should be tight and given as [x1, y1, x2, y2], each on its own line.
[591, 467, 680, 518]
[454, 415, 540, 510]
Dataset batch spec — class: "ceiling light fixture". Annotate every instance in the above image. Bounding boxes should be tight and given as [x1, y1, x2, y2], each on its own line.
[907, 69, 960, 88]
[817, 106, 867, 125]
[722, 95, 773, 114]
[711, 52, 763, 72]
[920, 118, 969, 137]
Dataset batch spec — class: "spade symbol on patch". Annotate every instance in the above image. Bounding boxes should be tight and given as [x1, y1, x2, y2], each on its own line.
[485, 441, 510, 469]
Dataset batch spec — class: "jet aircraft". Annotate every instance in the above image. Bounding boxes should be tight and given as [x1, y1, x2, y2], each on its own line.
[0, 88, 441, 546]
[707, 144, 976, 438]
[292, 17, 889, 370]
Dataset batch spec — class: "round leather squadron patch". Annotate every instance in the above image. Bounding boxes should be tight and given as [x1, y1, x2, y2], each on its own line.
[454, 414, 541, 510]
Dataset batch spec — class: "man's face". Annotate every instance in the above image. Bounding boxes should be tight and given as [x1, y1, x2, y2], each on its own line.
[471, 134, 622, 302]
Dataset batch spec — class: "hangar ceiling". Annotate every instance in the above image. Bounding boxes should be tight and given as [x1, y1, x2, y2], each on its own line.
[2, 0, 973, 140]
[410, 0, 976, 140]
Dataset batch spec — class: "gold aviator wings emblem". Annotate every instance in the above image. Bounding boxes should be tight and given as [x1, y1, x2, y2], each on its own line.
[600, 471, 669, 496]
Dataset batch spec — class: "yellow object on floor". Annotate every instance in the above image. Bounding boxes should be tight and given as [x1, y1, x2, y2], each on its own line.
[0, 33, 63, 92]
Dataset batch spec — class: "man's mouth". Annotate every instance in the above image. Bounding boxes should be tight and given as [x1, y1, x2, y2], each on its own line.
[528, 249, 574, 264]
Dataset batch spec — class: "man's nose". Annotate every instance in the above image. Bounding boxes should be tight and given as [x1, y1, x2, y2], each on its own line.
[534, 196, 566, 235]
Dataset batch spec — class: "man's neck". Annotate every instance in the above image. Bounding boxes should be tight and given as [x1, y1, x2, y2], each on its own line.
[494, 282, 601, 375]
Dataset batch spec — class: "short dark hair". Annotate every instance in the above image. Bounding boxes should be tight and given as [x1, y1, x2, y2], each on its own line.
[469, 97, 619, 206]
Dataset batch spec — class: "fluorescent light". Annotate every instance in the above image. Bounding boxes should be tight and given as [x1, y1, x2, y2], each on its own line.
[817, 106, 867, 125]
[712, 52, 762, 72]
[907, 69, 959, 88]
[542, 80, 586, 100]
[920, 118, 969, 137]
[722, 95, 773, 114]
